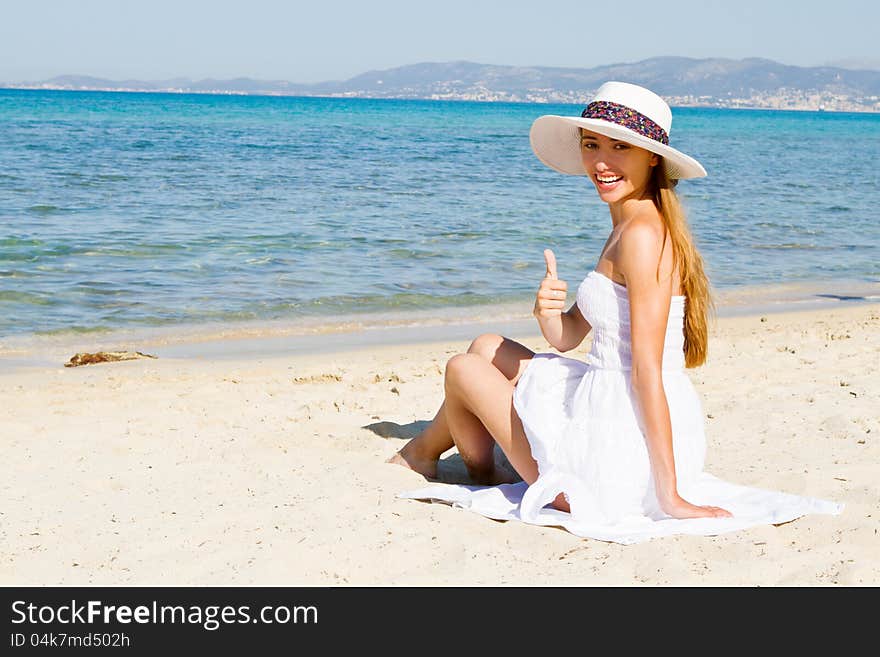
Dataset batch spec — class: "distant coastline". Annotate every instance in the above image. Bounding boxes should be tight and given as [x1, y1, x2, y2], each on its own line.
[2, 84, 876, 114]
[3, 56, 879, 113]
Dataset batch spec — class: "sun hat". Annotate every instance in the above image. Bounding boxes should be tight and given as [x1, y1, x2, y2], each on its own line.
[529, 81, 706, 179]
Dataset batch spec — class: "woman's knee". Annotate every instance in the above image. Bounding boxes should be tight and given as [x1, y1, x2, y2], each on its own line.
[467, 333, 535, 383]
[444, 352, 480, 390]
[466, 333, 505, 360]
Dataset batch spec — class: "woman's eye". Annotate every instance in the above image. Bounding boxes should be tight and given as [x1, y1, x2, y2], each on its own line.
[580, 141, 596, 149]
[614, 143, 630, 150]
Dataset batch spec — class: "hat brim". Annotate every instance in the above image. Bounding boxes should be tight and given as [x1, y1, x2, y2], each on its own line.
[529, 115, 707, 180]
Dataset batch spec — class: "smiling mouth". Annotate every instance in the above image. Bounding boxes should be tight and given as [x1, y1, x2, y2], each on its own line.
[596, 174, 623, 184]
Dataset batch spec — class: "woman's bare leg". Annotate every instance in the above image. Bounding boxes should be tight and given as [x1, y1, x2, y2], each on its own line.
[444, 356, 570, 509]
[388, 333, 572, 511]
[387, 334, 534, 479]
[442, 352, 538, 485]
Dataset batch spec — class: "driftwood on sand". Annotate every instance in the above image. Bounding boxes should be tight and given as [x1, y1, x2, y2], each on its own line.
[64, 351, 158, 367]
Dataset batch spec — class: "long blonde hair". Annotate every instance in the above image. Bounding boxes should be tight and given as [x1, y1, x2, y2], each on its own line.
[649, 161, 714, 368]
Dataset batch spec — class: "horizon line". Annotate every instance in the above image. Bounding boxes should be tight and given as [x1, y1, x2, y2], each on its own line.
[3, 54, 880, 85]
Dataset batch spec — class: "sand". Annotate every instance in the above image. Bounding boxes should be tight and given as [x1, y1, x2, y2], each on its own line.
[1, 301, 878, 586]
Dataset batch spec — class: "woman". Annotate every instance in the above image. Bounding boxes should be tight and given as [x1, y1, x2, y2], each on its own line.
[389, 82, 842, 543]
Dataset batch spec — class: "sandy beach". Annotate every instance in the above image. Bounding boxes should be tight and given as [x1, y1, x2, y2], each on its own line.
[1, 299, 878, 586]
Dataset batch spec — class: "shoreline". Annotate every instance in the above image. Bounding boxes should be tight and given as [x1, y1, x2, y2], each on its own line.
[3, 275, 879, 370]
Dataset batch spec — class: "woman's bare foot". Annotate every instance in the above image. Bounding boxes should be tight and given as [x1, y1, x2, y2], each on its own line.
[386, 439, 439, 480]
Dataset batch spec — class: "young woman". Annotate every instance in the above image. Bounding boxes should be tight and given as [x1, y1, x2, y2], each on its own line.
[389, 82, 842, 543]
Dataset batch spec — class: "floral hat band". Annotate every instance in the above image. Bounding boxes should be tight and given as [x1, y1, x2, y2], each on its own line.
[580, 100, 670, 146]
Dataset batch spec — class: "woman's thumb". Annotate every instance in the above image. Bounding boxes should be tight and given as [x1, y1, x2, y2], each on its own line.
[544, 249, 557, 279]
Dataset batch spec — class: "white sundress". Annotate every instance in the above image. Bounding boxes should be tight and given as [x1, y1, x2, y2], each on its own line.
[399, 269, 843, 544]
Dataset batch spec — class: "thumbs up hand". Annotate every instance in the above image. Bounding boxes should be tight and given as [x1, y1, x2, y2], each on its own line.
[533, 248, 568, 319]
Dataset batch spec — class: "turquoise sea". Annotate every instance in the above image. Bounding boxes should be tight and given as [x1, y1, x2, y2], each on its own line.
[1, 89, 879, 341]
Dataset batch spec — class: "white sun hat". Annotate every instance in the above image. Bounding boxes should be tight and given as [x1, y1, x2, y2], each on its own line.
[529, 81, 707, 180]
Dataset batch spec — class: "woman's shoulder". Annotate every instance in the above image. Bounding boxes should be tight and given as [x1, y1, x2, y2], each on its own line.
[617, 212, 666, 260]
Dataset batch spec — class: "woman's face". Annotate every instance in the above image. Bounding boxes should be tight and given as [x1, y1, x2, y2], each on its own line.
[579, 129, 659, 204]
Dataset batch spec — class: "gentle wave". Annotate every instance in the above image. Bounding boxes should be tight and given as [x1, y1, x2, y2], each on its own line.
[0, 290, 55, 305]
[751, 244, 832, 250]
[26, 204, 67, 214]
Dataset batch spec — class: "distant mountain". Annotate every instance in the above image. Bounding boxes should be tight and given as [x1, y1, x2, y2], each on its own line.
[5, 57, 880, 112]
[343, 56, 880, 95]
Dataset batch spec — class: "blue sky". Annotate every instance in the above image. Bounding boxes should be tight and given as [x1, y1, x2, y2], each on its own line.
[2, 0, 878, 82]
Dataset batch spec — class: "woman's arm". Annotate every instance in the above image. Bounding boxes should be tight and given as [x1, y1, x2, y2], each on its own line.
[559, 303, 592, 352]
[535, 303, 591, 353]
[618, 220, 731, 519]
[533, 249, 592, 352]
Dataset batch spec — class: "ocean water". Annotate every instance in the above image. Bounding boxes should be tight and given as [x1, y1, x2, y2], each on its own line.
[1, 89, 879, 339]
